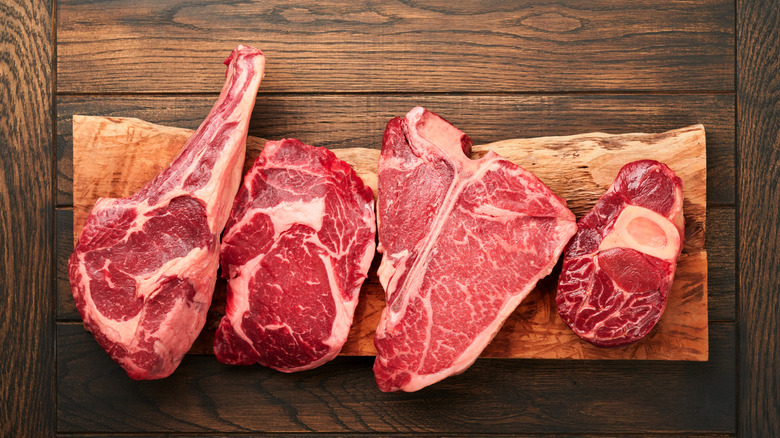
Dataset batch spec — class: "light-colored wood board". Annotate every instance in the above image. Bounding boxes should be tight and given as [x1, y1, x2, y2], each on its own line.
[72, 115, 708, 360]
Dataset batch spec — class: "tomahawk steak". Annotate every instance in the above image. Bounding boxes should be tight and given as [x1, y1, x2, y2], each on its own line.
[556, 160, 684, 347]
[373, 107, 577, 392]
[214, 139, 376, 371]
[68, 45, 265, 379]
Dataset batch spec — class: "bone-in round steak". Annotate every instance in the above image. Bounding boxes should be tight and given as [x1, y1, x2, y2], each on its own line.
[556, 160, 684, 347]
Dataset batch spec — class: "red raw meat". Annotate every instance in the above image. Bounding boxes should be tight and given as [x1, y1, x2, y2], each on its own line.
[373, 107, 577, 392]
[214, 139, 376, 372]
[556, 160, 685, 347]
[68, 45, 265, 379]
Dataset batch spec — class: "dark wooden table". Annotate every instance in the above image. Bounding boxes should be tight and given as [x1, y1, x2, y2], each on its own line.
[2, 1, 777, 436]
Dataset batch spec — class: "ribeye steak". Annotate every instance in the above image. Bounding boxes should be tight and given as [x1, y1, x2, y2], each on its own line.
[556, 160, 684, 347]
[68, 45, 265, 379]
[214, 139, 376, 371]
[373, 107, 577, 392]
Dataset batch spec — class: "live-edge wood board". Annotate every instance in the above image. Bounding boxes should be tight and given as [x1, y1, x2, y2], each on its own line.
[72, 115, 708, 361]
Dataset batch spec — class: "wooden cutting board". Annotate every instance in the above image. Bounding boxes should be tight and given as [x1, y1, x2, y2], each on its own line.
[72, 115, 708, 361]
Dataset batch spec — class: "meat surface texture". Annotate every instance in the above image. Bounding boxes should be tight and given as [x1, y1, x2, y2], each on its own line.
[68, 45, 265, 379]
[373, 107, 577, 392]
[214, 139, 376, 372]
[556, 160, 684, 348]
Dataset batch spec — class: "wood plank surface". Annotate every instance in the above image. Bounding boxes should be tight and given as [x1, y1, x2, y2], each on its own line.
[56, 0, 735, 94]
[41, 0, 752, 435]
[706, 208, 735, 321]
[0, 0, 54, 436]
[70, 115, 708, 361]
[56, 94, 735, 206]
[53, 435, 739, 438]
[57, 432, 736, 438]
[56, 321, 735, 434]
[56, 208, 75, 320]
[737, 0, 780, 435]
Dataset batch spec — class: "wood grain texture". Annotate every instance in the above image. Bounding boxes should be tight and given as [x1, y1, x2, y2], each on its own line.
[53, 435, 739, 438]
[56, 0, 734, 93]
[49, 1, 743, 433]
[55, 94, 735, 206]
[706, 208, 735, 321]
[70, 116, 708, 360]
[56, 208, 75, 320]
[57, 321, 735, 434]
[0, 0, 54, 436]
[737, 0, 780, 435]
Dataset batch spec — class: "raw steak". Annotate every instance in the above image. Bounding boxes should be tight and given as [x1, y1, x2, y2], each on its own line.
[373, 107, 577, 392]
[556, 160, 684, 347]
[214, 139, 376, 371]
[68, 45, 265, 379]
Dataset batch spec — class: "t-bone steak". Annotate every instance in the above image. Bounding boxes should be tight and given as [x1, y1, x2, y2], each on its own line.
[373, 107, 578, 392]
[556, 160, 684, 347]
[68, 45, 265, 379]
[214, 139, 376, 371]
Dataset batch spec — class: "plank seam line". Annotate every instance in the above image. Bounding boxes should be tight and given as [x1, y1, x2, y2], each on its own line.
[55, 90, 737, 97]
[51, 0, 60, 434]
[54, 433, 738, 437]
[732, 0, 740, 433]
